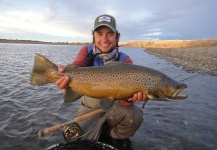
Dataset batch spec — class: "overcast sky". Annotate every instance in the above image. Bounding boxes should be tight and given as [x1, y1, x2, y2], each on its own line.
[0, 0, 216, 42]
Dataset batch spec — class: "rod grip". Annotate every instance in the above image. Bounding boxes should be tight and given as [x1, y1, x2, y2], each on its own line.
[38, 125, 61, 138]
[74, 109, 104, 122]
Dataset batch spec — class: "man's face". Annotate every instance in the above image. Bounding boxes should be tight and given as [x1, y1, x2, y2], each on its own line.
[93, 26, 118, 53]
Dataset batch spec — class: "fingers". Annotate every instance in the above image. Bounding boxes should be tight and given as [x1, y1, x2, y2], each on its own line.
[55, 65, 70, 89]
[55, 76, 70, 89]
[132, 92, 142, 101]
[120, 92, 148, 106]
[130, 92, 148, 102]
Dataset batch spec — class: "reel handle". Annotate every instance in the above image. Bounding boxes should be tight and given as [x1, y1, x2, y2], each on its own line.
[38, 125, 61, 137]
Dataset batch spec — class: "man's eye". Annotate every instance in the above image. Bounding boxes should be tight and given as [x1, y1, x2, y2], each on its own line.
[97, 33, 103, 36]
[108, 33, 113, 36]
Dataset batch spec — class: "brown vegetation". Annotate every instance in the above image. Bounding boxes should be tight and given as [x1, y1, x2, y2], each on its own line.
[120, 39, 217, 48]
[120, 39, 217, 76]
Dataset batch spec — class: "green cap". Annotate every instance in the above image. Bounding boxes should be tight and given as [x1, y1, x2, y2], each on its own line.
[94, 14, 117, 32]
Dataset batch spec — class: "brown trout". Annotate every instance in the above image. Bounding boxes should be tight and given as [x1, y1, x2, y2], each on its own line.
[30, 53, 187, 109]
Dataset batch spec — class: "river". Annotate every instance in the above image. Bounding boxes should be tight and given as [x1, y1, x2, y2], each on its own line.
[0, 43, 216, 150]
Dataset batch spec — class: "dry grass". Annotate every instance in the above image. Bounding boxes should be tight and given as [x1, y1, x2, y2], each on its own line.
[120, 39, 217, 48]
[120, 39, 217, 76]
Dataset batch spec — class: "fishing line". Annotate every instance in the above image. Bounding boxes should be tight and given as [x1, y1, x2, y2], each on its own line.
[179, 67, 217, 82]
[179, 74, 200, 82]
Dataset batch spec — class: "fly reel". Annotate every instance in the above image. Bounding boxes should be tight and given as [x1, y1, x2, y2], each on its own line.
[62, 122, 82, 141]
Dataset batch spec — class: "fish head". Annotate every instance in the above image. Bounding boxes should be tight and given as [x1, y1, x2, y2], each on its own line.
[148, 76, 188, 101]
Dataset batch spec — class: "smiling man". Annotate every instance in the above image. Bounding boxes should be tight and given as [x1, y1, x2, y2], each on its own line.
[55, 14, 147, 150]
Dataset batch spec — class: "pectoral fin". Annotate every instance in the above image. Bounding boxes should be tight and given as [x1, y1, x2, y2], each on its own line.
[64, 88, 83, 103]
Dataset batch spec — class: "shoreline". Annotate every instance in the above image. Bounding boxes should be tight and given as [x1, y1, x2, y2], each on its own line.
[120, 39, 217, 76]
[1, 38, 217, 76]
[0, 39, 90, 45]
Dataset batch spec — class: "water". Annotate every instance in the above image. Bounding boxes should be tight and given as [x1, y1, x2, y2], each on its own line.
[0, 43, 216, 150]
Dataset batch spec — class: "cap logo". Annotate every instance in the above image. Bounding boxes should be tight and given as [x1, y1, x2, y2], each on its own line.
[98, 16, 111, 23]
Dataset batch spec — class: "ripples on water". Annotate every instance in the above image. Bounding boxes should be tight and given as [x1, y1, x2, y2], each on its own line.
[0, 43, 216, 150]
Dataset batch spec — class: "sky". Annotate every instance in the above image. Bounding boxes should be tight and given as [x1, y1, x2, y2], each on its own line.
[0, 0, 216, 42]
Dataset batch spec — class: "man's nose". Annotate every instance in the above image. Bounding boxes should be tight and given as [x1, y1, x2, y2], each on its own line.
[101, 34, 109, 42]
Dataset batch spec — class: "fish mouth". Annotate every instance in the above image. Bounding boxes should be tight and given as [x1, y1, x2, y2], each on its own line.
[166, 88, 188, 100]
[148, 88, 188, 101]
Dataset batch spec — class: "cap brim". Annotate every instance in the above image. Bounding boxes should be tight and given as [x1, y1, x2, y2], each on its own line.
[94, 24, 116, 32]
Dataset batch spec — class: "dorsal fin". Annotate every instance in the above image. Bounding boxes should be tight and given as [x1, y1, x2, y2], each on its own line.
[64, 64, 78, 72]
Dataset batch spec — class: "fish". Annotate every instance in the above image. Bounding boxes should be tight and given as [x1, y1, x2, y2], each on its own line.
[29, 53, 188, 109]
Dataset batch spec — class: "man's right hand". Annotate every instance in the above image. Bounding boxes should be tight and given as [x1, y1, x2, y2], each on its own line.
[55, 65, 70, 93]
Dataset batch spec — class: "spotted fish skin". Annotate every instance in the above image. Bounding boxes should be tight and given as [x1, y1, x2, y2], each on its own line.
[30, 53, 188, 103]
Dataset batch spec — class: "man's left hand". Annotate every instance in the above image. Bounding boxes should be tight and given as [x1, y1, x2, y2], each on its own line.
[119, 92, 148, 106]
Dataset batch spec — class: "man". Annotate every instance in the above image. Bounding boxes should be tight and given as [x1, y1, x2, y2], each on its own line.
[55, 14, 147, 149]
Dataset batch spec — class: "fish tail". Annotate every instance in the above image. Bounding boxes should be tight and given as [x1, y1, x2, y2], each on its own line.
[29, 53, 58, 85]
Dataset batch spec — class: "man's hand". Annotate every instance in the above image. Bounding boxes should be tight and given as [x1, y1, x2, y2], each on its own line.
[55, 65, 70, 93]
[119, 92, 148, 106]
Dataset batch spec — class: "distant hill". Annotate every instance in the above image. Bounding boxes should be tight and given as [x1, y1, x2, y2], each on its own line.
[0, 39, 90, 45]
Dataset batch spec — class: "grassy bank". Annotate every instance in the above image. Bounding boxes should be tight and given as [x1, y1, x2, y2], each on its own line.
[120, 39, 217, 76]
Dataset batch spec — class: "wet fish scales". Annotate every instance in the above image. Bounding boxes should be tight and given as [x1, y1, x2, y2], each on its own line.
[30, 53, 188, 107]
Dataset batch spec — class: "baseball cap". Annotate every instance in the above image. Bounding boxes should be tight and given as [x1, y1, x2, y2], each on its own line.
[94, 14, 117, 32]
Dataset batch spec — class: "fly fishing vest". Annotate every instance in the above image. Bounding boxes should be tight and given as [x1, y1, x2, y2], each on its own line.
[86, 44, 128, 66]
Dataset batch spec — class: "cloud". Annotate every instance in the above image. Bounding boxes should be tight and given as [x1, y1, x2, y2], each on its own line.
[0, 0, 216, 42]
[0, 8, 91, 40]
